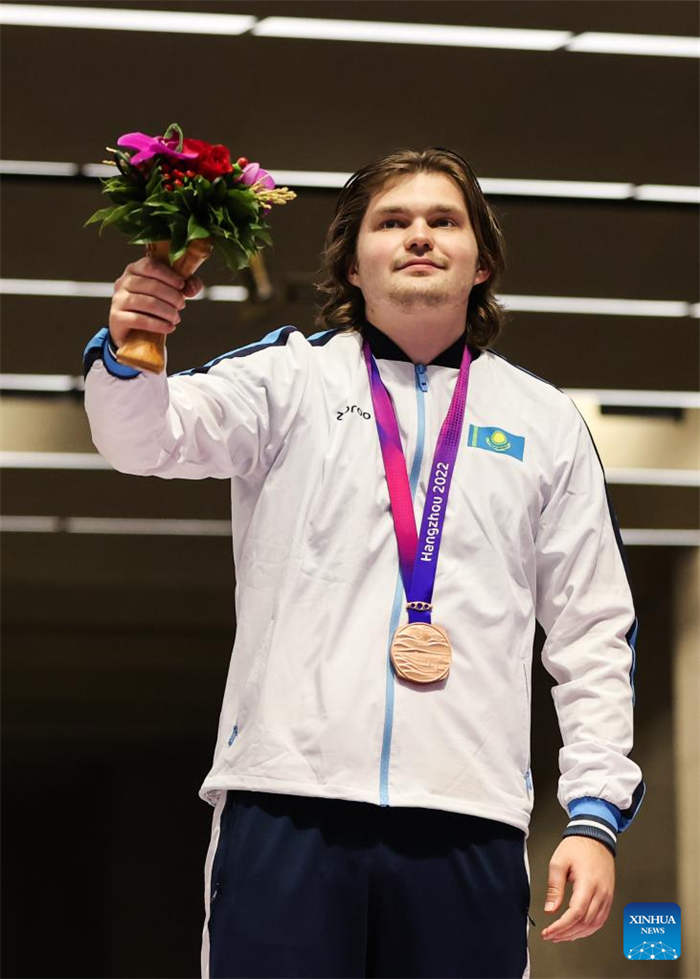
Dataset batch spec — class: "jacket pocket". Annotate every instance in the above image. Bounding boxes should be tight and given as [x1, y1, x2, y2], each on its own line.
[211, 790, 242, 903]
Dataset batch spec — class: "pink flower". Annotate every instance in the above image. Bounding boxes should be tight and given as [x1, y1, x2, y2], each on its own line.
[239, 162, 275, 189]
[117, 131, 199, 167]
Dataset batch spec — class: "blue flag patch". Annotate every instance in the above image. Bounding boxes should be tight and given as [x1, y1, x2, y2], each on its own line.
[467, 424, 525, 461]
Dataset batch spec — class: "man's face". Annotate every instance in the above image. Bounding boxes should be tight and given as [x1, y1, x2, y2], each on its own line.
[347, 170, 490, 317]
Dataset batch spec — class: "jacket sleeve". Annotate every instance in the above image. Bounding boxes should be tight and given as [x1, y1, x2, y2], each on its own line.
[535, 395, 645, 857]
[82, 325, 308, 480]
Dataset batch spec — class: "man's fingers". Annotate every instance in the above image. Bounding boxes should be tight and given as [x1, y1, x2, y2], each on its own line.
[120, 285, 183, 323]
[548, 896, 606, 942]
[122, 273, 186, 311]
[542, 903, 585, 939]
[112, 310, 177, 336]
[543, 859, 567, 912]
[110, 259, 191, 346]
[183, 275, 204, 298]
[126, 256, 185, 291]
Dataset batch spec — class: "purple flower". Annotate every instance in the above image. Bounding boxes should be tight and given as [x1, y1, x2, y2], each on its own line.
[117, 131, 198, 167]
[239, 162, 275, 189]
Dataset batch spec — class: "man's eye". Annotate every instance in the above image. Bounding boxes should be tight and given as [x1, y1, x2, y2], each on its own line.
[379, 217, 456, 228]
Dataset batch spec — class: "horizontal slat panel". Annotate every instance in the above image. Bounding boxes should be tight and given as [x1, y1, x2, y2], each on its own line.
[1, 291, 697, 388]
[3, 397, 699, 469]
[7, 0, 700, 33]
[2, 180, 698, 298]
[1, 10, 698, 182]
[1, 468, 697, 533]
[0, 467, 231, 520]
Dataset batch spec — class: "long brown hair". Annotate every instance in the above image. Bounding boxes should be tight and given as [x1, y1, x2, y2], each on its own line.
[313, 147, 509, 349]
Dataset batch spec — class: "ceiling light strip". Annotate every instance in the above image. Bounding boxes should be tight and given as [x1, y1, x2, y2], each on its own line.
[621, 529, 700, 546]
[252, 18, 572, 49]
[635, 184, 700, 204]
[605, 468, 700, 487]
[0, 452, 110, 469]
[0, 279, 246, 301]
[501, 296, 691, 317]
[1, 514, 696, 544]
[4, 162, 699, 205]
[3, 376, 699, 409]
[0, 4, 256, 34]
[0, 373, 85, 392]
[1, 7, 698, 58]
[563, 389, 700, 409]
[0, 159, 79, 176]
[566, 32, 700, 59]
[0, 279, 694, 317]
[1, 452, 698, 485]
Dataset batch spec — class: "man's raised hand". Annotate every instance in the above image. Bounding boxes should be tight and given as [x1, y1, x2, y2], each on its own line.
[108, 256, 204, 348]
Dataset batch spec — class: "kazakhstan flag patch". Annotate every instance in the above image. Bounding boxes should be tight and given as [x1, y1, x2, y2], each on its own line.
[467, 424, 525, 461]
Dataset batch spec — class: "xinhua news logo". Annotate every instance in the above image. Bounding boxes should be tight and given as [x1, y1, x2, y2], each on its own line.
[623, 902, 681, 960]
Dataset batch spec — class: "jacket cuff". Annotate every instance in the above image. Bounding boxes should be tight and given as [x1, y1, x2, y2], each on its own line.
[562, 797, 619, 857]
[82, 328, 141, 380]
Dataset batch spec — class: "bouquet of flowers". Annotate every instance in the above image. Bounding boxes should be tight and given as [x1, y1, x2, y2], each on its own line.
[84, 122, 295, 371]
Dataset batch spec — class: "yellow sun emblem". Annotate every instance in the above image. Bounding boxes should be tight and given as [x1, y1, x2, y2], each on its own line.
[486, 429, 511, 452]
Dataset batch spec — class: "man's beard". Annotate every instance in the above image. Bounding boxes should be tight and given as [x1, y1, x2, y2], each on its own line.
[387, 280, 451, 310]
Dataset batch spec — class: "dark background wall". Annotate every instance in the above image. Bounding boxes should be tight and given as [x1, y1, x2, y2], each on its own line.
[1, 1, 698, 976]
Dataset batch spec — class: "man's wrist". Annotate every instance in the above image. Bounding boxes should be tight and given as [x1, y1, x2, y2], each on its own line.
[563, 797, 620, 857]
[562, 818, 617, 857]
[104, 330, 140, 379]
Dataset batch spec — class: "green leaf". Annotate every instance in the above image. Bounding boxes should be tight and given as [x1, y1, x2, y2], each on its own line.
[212, 236, 249, 273]
[254, 229, 273, 247]
[144, 199, 180, 213]
[166, 215, 188, 264]
[102, 202, 140, 229]
[169, 243, 188, 265]
[145, 166, 164, 196]
[187, 213, 211, 242]
[83, 206, 114, 227]
[225, 188, 259, 220]
[128, 222, 170, 244]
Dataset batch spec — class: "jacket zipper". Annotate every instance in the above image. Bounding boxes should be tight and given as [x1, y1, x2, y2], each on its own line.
[379, 362, 428, 806]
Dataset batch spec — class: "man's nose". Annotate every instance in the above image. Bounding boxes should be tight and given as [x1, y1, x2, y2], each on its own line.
[404, 221, 434, 251]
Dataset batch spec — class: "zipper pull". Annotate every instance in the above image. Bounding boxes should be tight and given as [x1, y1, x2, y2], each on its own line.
[415, 363, 429, 392]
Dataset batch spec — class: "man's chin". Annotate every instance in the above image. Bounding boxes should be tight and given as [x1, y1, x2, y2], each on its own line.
[388, 286, 449, 310]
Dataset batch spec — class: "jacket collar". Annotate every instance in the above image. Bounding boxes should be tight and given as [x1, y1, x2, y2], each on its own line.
[362, 319, 481, 368]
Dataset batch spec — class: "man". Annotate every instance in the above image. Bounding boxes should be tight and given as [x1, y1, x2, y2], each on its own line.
[83, 147, 645, 978]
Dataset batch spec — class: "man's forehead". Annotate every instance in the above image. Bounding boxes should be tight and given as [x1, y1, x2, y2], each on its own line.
[366, 172, 467, 215]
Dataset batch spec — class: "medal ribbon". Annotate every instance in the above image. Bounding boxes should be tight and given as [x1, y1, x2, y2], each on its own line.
[362, 336, 472, 624]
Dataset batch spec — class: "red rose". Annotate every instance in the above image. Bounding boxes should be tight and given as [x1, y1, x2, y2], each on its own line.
[182, 137, 212, 156]
[182, 138, 232, 180]
[200, 144, 233, 180]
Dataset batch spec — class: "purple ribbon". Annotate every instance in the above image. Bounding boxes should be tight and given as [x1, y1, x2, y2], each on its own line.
[362, 337, 472, 624]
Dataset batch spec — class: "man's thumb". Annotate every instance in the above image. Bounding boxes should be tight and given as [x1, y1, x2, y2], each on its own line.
[544, 864, 566, 911]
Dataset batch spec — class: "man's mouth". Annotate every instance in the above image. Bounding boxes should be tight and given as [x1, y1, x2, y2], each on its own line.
[400, 260, 441, 269]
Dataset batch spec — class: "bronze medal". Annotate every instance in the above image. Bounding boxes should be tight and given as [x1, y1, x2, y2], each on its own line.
[390, 622, 452, 684]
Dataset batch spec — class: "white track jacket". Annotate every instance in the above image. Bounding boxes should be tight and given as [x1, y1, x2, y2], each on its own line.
[83, 320, 646, 855]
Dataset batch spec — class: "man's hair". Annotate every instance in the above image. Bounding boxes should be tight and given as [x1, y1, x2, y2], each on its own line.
[313, 147, 509, 349]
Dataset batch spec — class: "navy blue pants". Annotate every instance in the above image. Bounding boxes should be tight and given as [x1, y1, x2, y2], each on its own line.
[204, 790, 530, 978]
